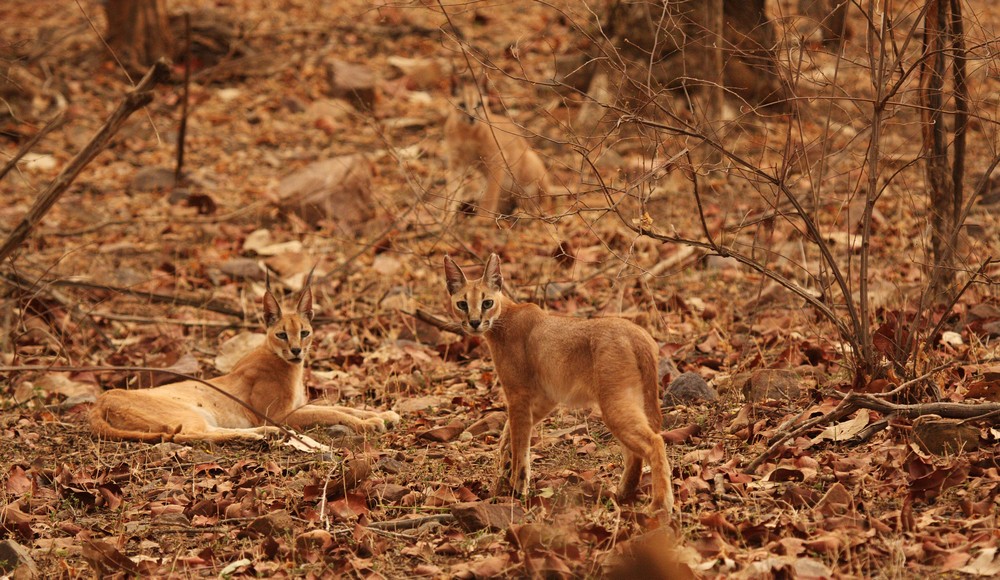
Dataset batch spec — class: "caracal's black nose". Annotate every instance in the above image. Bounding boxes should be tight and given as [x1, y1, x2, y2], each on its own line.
[469, 320, 481, 330]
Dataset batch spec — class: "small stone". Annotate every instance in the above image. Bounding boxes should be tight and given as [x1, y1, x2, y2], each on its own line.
[450, 501, 525, 532]
[368, 483, 410, 504]
[377, 457, 405, 475]
[326, 59, 376, 110]
[663, 372, 718, 406]
[912, 415, 980, 456]
[744, 369, 802, 402]
[247, 509, 295, 536]
[0, 540, 38, 576]
[130, 166, 176, 193]
[276, 155, 375, 231]
[219, 258, 264, 280]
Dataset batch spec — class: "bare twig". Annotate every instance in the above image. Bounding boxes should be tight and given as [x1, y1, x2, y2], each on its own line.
[366, 513, 455, 531]
[0, 110, 66, 183]
[746, 392, 1000, 473]
[0, 271, 246, 318]
[0, 60, 171, 264]
[405, 308, 464, 335]
[175, 12, 192, 183]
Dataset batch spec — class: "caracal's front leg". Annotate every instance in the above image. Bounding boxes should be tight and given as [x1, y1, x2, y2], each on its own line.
[493, 419, 514, 496]
[479, 165, 503, 216]
[493, 394, 555, 499]
[505, 403, 534, 498]
[283, 404, 397, 434]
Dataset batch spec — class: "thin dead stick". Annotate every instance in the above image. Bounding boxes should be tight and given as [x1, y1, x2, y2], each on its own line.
[3, 364, 315, 447]
[0, 272, 245, 318]
[745, 392, 1000, 473]
[0, 110, 66, 182]
[366, 513, 455, 531]
[0, 60, 170, 264]
[746, 396, 858, 474]
[87, 312, 253, 328]
[405, 308, 464, 335]
[175, 12, 192, 183]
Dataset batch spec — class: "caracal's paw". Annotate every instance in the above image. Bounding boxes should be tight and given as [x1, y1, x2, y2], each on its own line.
[380, 410, 401, 426]
[259, 425, 284, 439]
[359, 417, 389, 434]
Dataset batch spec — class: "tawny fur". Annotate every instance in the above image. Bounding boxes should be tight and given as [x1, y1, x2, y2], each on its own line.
[443, 83, 549, 216]
[90, 283, 399, 443]
[444, 254, 674, 513]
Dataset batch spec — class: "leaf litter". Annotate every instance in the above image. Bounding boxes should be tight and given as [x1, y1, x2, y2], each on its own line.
[1, 0, 1000, 578]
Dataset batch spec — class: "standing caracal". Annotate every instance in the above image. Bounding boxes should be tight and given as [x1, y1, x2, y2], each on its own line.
[444, 82, 549, 217]
[90, 278, 399, 443]
[444, 254, 673, 513]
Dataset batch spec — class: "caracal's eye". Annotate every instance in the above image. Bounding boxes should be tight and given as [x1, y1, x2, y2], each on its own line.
[300, 330, 311, 339]
[482, 299, 494, 310]
[456, 300, 468, 312]
[276, 331, 288, 341]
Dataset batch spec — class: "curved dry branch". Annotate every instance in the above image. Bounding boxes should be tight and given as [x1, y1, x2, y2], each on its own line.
[0, 60, 171, 265]
[745, 392, 1000, 473]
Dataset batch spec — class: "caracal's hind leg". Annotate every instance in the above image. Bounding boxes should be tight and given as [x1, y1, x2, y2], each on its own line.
[600, 382, 674, 514]
[95, 390, 208, 437]
[171, 425, 282, 443]
[283, 404, 394, 434]
[617, 449, 644, 503]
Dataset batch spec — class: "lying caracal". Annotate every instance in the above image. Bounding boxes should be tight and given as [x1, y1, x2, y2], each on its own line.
[444, 254, 673, 513]
[90, 279, 400, 443]
[444, 82, 549, 217]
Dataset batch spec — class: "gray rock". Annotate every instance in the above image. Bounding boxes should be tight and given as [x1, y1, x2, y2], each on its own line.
[276, 155, 374, 231]
[326, 59, 376, 110]
[663, 372, 718, 405]
[451, 502, 525, 532]
[744, 369, 802, 402]
[129, 166, 176, 193]
[0, 540, 38, 576]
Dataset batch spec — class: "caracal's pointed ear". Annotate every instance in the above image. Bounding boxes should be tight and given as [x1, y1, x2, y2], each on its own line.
[296, 268, 315, 322]
[483, 253, 503, 292]
[444, 255, 467, 296]
[263, 272, 282, 327]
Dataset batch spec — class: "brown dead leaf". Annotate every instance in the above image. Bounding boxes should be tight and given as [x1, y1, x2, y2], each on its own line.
[418, 420, 466, 442]
[82, 538, 142, 577]
[660, 424, 700, 444]
[815, 482, 854, 516]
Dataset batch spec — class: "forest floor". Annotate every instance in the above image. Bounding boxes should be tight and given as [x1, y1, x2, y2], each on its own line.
[2, 0, 1000, 578]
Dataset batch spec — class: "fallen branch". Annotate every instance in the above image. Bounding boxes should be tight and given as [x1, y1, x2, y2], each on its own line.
[366, 513, 455, 531]
[406, 308, 464, 335]
[0, 110, 66, 183]
[745, 392, 1000, 473]
[0, 59, 171, 264]
[1, 271, 245, 318]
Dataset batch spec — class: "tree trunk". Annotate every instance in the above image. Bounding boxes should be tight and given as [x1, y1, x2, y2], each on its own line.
[920, 0, 965, 299]
[105, 0, 174, 72]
